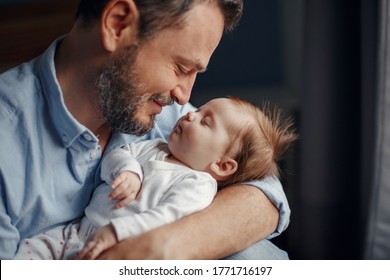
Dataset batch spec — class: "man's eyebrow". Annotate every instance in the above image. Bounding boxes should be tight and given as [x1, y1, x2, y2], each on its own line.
[176, 57, 207, 73]
[195, 62, 208, 73]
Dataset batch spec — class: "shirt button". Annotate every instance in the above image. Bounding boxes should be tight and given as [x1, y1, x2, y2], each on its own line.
[90, 151, 97, 159]
[84, 134, 93, 141]
[62, 134, 69, 143]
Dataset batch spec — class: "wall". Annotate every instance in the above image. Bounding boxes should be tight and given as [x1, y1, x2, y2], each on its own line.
[0, 0, 78, 72]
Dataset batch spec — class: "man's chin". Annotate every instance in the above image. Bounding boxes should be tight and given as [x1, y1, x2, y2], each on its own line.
[127, 121, 155, 136]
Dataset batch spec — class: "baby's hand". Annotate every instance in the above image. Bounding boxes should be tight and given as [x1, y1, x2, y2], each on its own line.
[77, 224, 117, 260]
[109, 171, 141, 208]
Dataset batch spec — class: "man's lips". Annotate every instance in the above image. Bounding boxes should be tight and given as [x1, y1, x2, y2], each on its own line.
[152, 100, 163, 114]
[152, 97, 174, 114]
[151, 95, 174, 108]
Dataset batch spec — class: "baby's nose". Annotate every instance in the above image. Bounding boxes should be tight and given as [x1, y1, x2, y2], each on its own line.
[186, 111, 195, 122]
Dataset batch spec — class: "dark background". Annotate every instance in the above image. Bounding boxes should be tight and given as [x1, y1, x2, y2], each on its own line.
[0, 0, 380, 259]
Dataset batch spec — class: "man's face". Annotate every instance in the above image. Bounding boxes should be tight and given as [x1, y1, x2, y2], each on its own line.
[97, 45, 173, 135]
[97, 2, 225, 135]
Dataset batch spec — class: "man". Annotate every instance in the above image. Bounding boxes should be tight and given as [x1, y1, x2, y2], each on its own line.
[0, 0, 289, 259]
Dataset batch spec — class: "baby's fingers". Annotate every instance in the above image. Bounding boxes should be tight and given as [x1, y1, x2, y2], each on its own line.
[109, 183, 132, 200]
[79, 240, 104, 260]
[116, 192, 138, 208]
[78, 240, 97, 260]
[111, 173, 128, 189]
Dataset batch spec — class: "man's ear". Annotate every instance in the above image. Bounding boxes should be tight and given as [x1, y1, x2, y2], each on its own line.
[101, 0, 139, 52]
[210, 158, 238, 179]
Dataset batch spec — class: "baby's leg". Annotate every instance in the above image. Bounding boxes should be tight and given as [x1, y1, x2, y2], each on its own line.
[13, 219, 83, 260]
[14, 225, 67, 260]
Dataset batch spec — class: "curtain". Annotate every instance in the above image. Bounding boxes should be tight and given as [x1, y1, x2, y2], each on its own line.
[277, 0, 380, 259]
[365, 0, 390, 260]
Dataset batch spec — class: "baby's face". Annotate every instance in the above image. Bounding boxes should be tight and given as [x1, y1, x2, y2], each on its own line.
[168, 98, 247, 172]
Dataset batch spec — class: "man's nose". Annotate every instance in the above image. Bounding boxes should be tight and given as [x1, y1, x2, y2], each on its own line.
[170, 76, 196, 105]
[170, 85, 191, 105]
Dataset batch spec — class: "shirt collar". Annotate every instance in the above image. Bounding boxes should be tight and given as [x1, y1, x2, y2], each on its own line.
[37, 36, 90, 148]
[35, 36, 168, 151]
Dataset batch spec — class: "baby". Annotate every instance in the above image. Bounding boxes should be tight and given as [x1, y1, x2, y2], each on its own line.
[14, 97, 297, 260]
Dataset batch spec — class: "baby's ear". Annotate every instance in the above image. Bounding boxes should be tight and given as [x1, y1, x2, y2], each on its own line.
[210, 157, 238, 179]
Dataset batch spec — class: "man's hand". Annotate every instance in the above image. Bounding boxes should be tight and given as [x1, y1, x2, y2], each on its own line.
[109, 171, 141, 208]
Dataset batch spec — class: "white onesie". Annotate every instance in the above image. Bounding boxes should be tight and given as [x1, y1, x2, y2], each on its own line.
[14, 139, 217, 259]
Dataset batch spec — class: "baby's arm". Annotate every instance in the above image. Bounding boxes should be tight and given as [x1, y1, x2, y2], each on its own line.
[83, 176, 217, 259]
[101, 148, 144, 208]
[112, 173, 217, 242]
[80, 173, 217, 259]
[109, 171, 142, 208]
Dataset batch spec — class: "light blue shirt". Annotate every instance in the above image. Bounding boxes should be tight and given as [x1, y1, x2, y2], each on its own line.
[0, 37, 290, 259]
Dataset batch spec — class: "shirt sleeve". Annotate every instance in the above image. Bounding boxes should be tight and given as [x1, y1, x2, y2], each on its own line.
[111, 173, 217, 241]
[101, 139, 168, 184]
[242, 176, 291, 239]
[0, 196, 20, 259]
[100, 146, 144, 185]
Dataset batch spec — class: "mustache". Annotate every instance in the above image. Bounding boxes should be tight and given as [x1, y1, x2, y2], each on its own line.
[149, 93, 174, 107]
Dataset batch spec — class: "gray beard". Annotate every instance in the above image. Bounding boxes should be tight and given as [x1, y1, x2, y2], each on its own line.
[97, 45, 155, 136]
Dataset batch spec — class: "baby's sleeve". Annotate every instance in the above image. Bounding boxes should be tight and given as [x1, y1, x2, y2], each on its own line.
[100, 147, 143, 185]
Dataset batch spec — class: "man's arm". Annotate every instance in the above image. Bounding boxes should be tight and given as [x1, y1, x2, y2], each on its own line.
[98, 184, 278, 259]
[0, 199, 20, 259]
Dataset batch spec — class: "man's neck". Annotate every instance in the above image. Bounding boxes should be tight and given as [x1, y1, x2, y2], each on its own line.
[55, 23, 112, 150]
[55, 24, 107, 133]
